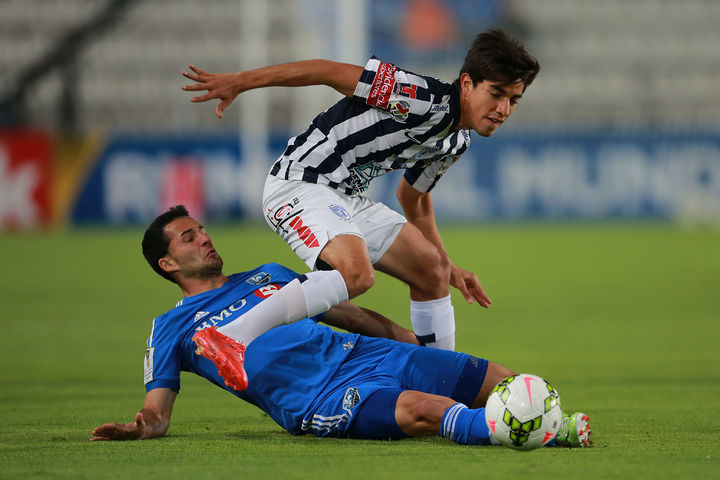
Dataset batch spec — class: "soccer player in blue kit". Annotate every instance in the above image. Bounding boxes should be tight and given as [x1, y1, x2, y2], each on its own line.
[180, 29, 540, 353]
[90, 206, 591, 447]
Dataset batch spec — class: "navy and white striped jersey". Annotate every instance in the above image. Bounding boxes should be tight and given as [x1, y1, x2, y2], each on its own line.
[269, 57, 472, 196]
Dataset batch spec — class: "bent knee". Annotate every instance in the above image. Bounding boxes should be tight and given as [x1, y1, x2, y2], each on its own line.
[410, 248, 451, 293]
[339, 266, 376, 298]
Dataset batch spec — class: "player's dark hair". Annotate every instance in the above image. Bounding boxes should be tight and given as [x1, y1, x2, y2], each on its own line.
[142, 205, 190, 283]
[457, 29, 540, 90]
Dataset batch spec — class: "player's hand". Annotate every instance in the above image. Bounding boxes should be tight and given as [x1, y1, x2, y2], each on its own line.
[181, 64, 243, 119]
[450, 264, 492, 308]
[90, 412, 145, 441]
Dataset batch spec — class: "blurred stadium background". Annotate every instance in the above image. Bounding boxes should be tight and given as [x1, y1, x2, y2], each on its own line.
[1, 0, 719, 229]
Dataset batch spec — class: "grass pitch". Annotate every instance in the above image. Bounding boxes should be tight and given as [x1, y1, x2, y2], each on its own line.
[1, 222, 719, 479]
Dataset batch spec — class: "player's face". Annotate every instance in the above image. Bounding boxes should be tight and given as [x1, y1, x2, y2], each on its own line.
[457, 74, 525, 137]
[162, 216, 223, 279]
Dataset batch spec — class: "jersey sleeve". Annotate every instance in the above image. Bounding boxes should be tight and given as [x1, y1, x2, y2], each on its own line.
[143, 317, 182, 392]
[353, 57, 433, 122]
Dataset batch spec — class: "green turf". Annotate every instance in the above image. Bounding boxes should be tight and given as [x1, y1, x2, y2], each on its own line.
[1, 222, 719, 479]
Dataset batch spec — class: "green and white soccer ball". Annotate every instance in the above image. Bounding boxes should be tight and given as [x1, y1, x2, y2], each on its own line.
[485, 374, 563, 450]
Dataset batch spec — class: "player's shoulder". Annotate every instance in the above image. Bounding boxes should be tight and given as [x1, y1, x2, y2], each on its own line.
[363, 57, 454, 91]
[231, 263, 302, 286]
[358, 57, 457, 121]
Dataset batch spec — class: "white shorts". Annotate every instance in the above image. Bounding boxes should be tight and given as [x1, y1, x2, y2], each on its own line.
[262, 176, 407, 270]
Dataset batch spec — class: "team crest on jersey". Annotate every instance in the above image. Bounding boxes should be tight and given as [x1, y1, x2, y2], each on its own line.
[388, 100, 410, 122]
[246, 272, 271, 286]
[342, 387, 361, 412]
[329, 204, 352, 222]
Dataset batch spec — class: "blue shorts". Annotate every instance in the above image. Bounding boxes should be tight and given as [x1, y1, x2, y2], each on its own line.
[300, 336, 488, 439]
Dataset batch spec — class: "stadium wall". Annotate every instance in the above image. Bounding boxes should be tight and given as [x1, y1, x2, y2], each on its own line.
[3, 128, 718, 230]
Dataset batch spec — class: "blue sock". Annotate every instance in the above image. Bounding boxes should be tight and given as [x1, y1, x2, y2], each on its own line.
[439, 403, 491, 445]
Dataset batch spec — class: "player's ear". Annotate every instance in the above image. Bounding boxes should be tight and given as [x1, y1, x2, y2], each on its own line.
[158, 255, 178, 275]
[460, 73, 473, 95]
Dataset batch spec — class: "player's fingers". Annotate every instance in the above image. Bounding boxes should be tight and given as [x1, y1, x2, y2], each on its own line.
[188, 64, 208, 75]
[181, 82, 207, 92]
[453, 278, 473, 304]
[464, 275, 491, 305]
[189, 93, 216, 103]
[89, 436, 110, 441]
[471, 285, 492, 308]
[181, 70, 202, 82]
[91, 423, 115, 435]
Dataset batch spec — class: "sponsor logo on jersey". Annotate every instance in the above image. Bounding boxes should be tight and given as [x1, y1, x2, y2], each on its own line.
[388, 100, 410, 122]
[342, 387, 361, 411]
[253, 283, 281, 299]
[430, 104, 449, 113]
[349, 163, 393, 193]
[246, 272, 271, 286]
[266, 197, 301, 234]
[288, 216, 320, 248]
[194, 298, 247, 331]
[329, 204, 352, 222]
[194, 311, 209, 321]
[394, 83, 418, 99]
[266, 197, 320, 248]
[367, 62, 397, 109]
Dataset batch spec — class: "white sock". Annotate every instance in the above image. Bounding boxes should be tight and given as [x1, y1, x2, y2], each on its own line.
[410, 294, 455, 351]
[218, 270, 348, 345]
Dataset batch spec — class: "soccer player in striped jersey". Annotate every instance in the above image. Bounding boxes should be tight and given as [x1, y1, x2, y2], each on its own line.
[90, 206, 590, 447]
[181, 29, 540, 351]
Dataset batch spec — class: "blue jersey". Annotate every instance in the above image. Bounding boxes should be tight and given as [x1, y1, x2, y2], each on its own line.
[143, 262, 361, 434]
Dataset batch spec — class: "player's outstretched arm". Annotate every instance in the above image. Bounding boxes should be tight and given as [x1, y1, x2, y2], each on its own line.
[323, 302, 419, 345]
[91, 388, 177, 441]
[181, 60, 363, 118]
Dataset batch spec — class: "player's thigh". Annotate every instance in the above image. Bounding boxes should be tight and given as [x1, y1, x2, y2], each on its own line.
[262, 176, 366, 270]
[380, 343, 489, 407]
[373, 221, 450, 291]
[350, 197, 406, 265]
